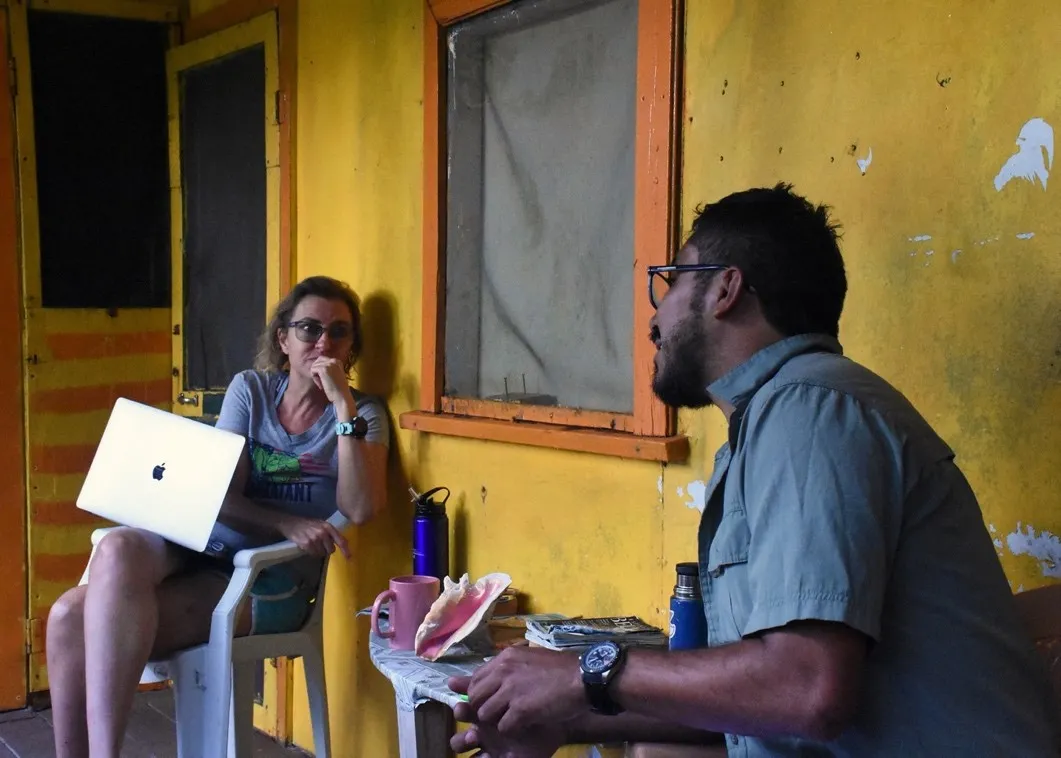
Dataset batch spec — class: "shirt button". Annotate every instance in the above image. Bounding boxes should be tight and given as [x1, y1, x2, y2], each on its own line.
[730, 735, 740, 746]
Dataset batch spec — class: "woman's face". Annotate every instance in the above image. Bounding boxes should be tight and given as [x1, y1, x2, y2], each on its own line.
[278, 295, 356, 381]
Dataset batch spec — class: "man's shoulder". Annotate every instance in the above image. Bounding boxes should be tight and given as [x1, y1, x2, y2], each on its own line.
[749, 351, 954, 464]
[759, 351, 917, 421]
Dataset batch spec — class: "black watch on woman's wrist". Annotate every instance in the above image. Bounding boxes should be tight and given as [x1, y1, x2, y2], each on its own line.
[335, 417, 368, 439]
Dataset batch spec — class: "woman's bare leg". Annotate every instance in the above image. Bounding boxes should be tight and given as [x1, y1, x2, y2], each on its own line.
[46, 585, 90, 758]
[49, 527, 251, 758]
[82, 528, 182, 758]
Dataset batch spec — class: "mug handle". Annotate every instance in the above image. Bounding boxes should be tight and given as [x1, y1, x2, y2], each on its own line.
[371, 589, 397, 639]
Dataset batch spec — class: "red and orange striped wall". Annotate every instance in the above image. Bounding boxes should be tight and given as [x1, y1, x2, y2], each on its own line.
[24, 310, 171, 690]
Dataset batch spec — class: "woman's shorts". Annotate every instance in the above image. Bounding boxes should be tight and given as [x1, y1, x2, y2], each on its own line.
[186, 553, 315, 636]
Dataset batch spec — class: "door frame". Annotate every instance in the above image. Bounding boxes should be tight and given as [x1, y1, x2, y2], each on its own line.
[168, 8, 292, 741]
[0, 4, 29, 712]
[167, 10, 283, 417]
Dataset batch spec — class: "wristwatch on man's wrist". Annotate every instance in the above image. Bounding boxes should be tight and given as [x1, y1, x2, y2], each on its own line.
[579, 641, 626, 715]
[335, 416, 369, 439]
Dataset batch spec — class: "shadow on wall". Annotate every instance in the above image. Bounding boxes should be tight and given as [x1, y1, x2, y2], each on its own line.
[348, 290, 416, 611]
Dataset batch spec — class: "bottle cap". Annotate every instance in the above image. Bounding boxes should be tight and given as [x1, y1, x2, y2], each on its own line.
[676, 562, 699, 577]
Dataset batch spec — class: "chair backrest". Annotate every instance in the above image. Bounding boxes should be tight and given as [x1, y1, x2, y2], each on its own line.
[1014, 585, 1061, 727]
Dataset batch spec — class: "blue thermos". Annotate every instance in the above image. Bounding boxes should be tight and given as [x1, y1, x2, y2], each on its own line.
[669, 562, 708, 650]
[412, 486, 450, 583]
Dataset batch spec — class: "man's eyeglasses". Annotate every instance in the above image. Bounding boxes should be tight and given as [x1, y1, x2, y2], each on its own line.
[287, 318, 354, 343]
[647, 264, 736, 310]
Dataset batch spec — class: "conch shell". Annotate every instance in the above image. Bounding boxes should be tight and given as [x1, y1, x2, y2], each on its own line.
[415, 572, 512, 660]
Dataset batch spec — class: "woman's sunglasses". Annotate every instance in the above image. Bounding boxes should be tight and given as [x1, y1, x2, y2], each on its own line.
[287, 318, 354, 343]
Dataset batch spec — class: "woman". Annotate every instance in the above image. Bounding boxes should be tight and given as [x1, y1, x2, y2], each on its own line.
[46, 276, 389, 758]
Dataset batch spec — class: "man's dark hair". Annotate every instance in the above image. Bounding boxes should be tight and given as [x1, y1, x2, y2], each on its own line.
[687, 183, 846, 337]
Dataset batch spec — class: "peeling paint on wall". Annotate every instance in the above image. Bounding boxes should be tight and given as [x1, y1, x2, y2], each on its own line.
[909, 234, 932, 242]
[1006, 523, 1061, 578]
[856, 146, 873, 175]
[994, 117, 1054, 191]
[678, 480, 707, 512]
[1016, 232, 1036, 240]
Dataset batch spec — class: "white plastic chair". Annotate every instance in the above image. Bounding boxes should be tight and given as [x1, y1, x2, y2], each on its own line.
[79, 513, 345, 758]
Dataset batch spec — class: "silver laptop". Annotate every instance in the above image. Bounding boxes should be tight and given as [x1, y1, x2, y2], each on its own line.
[77, 397, 246, 552]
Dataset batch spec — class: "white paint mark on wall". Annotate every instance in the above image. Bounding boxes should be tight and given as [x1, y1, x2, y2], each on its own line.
[680, 480, 707, 512]
[1016, 232, 1036, 240]
[1006, 523, 1061, 578]
[909, 234, 932, 242]
[657, 475, 663, 496]
[994, 118, 1054, 191]
[976, 236, 1001, 247]
[924, 249, 935, 256]
[950, 249, 962, 263]
[856, 147, 873, 175]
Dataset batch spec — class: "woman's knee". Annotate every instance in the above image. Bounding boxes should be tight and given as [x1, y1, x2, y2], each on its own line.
[47, 586, 86, 648]
[90, 528, 172, 585]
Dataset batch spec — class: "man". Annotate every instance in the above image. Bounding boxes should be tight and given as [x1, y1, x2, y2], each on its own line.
[448, 184, 1060, 757]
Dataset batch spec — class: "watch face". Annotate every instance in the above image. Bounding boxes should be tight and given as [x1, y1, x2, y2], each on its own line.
[583, 642, 620, 674]
[353, 416, 369, 437]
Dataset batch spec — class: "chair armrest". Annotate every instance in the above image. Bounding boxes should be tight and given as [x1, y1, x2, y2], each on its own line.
[230, 510, 351, 569]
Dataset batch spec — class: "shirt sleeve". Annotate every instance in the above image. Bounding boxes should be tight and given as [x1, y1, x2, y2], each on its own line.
[354, 393, 391, 448]
[739, 382, 904, 642]
[215, 371, 252, 436]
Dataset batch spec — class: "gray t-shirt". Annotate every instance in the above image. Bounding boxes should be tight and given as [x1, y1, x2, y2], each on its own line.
[700, 334, 1058, 757]
[209, 369, 389, 558]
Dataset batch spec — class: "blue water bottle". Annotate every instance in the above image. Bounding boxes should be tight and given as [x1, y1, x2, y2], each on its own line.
[669, 562, 708, 650]
[412, 486, 450, 584]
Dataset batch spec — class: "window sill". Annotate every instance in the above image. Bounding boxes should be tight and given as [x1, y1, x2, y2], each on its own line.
[399, 411, 690, 463]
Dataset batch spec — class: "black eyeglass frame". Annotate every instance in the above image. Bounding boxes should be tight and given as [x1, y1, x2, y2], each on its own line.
[646, 264, 756, 309]
[286, 318, 354, 343]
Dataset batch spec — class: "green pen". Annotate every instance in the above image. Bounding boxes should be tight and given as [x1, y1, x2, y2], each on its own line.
[457, 694, 470, 701]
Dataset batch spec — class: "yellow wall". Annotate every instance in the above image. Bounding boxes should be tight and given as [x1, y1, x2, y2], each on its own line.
[183, 0, 1061, 755]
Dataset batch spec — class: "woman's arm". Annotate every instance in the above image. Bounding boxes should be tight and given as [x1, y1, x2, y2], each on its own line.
[333, 394, 389, 524]
[218, 448, 350, 557]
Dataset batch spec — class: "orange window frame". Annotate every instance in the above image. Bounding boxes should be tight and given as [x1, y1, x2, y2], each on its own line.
[402, 0, 687, 463]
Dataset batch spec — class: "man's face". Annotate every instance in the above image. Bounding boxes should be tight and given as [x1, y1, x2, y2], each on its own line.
[649, 244, 714, 409]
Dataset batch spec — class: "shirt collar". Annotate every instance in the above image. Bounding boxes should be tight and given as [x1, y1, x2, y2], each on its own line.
[707, 333, 843, 412]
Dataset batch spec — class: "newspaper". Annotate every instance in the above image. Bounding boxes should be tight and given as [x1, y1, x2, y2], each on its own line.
[525, 615, 667, 650]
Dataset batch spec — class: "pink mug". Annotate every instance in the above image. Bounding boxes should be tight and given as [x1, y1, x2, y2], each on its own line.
[371, 575, 440, 650]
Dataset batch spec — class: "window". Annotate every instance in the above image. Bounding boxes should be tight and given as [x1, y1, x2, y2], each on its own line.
[28, 11, 170, 309]
[403, 0, 687, 462]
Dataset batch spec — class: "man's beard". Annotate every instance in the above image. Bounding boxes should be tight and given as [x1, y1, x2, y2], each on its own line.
[651, 315, 713, 409]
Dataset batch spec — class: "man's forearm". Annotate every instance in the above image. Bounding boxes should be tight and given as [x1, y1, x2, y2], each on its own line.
[564, 712, 725, 747]
[611, 625, 864, 741]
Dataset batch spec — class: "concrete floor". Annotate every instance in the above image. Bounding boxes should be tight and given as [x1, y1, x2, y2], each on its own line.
[0, 689, 309, 758]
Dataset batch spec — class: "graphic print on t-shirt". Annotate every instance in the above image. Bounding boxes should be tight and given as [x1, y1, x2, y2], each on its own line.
[247, 438, 329, 503]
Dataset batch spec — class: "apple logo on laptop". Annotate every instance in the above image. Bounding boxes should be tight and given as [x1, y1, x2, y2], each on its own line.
[152, 463, 166, 481]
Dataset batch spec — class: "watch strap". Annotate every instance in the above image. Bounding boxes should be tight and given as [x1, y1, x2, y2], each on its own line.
[335, 417, 368, 438]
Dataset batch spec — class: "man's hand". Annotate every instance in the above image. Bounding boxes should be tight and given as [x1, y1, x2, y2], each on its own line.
[449, 680, 566, 758]
[276, 514, 350, 558]
[463, 647, 588, 734]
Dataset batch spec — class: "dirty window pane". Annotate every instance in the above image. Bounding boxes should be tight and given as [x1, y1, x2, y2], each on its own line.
[444, 0, 637, 413]
[29, 11, 170, 309]
[180, 46, 266, 391]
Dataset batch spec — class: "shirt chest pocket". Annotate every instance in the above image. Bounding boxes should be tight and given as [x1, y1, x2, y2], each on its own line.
[705, 509, 752, 645]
